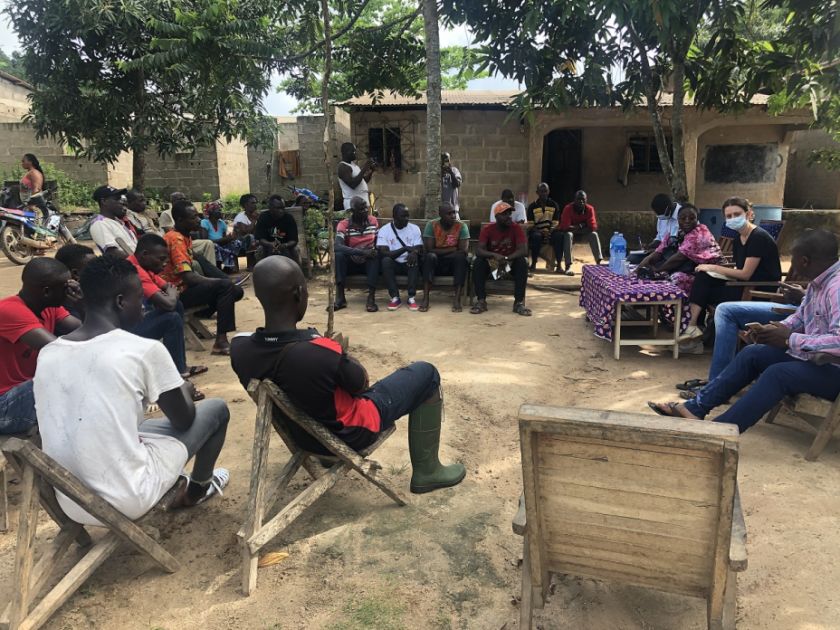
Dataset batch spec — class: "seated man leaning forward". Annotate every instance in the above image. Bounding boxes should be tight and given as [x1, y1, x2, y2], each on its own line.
[420, 202, 469, 312]
[648, 229, 840, 433]
[471, 202, 531, 316]
[253, 194, 301, 265]
[334, 195, 380, 312]
[231, 256, 466, 494]
[35, 256, 231, 524]
[377, 203, 424, 311]
[0, 258, 81, 434]
[163, 199, 245, 355]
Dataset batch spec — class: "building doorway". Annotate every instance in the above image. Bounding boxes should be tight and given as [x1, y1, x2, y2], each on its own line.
[542, 129, 582, 206]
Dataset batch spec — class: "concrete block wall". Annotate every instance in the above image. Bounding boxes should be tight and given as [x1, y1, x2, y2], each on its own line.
[215, 137, 250, 198]
[143, 145, 222, 199]
[785, 130, 840, 208]
[0, 78, 31, 123]
[0, 122, 111, 186]
[296, 109, 351, 198]
[352, 109, 529, 221]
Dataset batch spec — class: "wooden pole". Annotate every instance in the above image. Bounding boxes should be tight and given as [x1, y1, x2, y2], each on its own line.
[321, 0, 336, 336]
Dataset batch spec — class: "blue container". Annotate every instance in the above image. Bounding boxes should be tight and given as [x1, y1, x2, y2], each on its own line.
[699, 208, 723, 239]
[751, 204, 783, 223]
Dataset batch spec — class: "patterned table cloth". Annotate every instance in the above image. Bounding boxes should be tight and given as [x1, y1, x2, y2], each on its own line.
[579, 265, 691, 341]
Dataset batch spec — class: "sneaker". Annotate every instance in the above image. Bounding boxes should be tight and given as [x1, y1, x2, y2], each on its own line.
[407, 298, 419, 311]
[679, 324, 704, 342]
[679, 340, 705, 355]
[387, 297, 402, 311]
[169, 467, 230, 509]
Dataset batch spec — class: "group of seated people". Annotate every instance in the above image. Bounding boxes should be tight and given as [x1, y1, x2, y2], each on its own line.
[333, 195, 534, 316]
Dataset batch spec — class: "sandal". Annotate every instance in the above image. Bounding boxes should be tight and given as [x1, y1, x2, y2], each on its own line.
[182, 365, 209, 378]
[330, 300, 347, 312]
[676, 379, 707, 391]
[647, 401, 683, 417]
[210, 346, 231, 356]
[366, 301, 379, 313]
[679, 390, 697, 400]
[470, 300, 488, 315]
[192, 387, 206, 402]
[513, 303, 532, 316]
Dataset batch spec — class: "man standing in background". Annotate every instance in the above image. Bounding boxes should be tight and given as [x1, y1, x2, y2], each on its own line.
[441, 152, 463, 219]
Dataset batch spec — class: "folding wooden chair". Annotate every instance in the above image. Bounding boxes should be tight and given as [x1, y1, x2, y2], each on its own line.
[0, 427, 40, 532]
[764, 353, 840, 461]
[238, 379, 408, 596]
[183, 306, 214, 352]
[514, 405, 746, 630]
[0, 438, 180, 630]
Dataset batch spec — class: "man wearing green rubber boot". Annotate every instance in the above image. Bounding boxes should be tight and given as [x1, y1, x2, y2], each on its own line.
[230, 255, 465, 494]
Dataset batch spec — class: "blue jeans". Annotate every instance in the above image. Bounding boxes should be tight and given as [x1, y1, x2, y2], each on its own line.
[131, 303, 187, 374]
[708, 301, 792, 380]
[685, 344, 840, 433]
[0, 380, 37, 434]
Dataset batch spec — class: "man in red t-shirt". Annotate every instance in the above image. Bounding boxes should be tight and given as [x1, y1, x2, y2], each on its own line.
[471, 203, 532, 316]
[551, 189, 603, 275]
[0, 258, 81, 433]
[129, 233, 206, 380]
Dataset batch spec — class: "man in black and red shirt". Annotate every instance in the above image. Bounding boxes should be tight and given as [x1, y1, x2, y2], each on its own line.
[471, 203, 532, 316]
[230, 256, 465, 494]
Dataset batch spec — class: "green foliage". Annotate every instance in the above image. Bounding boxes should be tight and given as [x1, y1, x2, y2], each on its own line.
[1, 162, 94, 209]
[5, 0, 277, 183]
[303, 205, 326, 263]
[0, 50, 29, 82]
[221, 192, 244, 217]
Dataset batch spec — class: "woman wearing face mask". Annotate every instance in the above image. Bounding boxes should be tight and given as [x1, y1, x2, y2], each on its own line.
[679, 196, 781, 342]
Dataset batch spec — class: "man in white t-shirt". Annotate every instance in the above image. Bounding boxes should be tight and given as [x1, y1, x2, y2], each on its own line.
[377, 203, 424, 311]
[489, 189, 527, 224]
[338, 142, 374, 210]
[34, 256, 231, 526]
[89, 185, 137, 257]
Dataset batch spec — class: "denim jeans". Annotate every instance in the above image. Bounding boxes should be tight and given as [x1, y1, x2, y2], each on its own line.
[0, 380, 37, 434]
[685, 344, 840, 433]
[364, 361, 440, 430]
[131, 303, 187, 374]
[708, 301, 792, 380]
[381, 257, 419, 298]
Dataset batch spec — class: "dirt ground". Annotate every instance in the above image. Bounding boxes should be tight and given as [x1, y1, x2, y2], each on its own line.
[1, 247, 839, 630]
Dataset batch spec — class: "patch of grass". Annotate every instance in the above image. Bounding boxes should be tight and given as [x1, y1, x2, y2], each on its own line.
[327, 595, 406, 630]
[386, 462, 409, 477]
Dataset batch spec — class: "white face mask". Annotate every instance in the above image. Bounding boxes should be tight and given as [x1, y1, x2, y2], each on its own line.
[725, 214, 747, 231]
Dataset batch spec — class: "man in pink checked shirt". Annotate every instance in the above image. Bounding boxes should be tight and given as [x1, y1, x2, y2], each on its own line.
[649, 229, 840, 433]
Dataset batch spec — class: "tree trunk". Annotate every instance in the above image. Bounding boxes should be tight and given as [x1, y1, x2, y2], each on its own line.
[132, 149, 146, 192]
[321, 0, 337, 336]
[422, 0, 442, 218]
[668, 61, 689, 202]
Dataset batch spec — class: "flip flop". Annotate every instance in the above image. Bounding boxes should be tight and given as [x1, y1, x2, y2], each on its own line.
[182, 365, 209, 378]
[513, 303, 532, 316]
[192, 387, 206, 402]
[647, 401, 683, 417]
[679, 390, 697, 400]
[470, 301, 487, 315]
[211, 346, 231, 356]
[676, 379, 707, 391]
[366, 302, 379, 313]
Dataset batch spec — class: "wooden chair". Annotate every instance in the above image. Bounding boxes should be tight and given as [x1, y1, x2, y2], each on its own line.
[0, 427, 40, 532]
[184, 306, 214, 352]
[238, 379, 408, 596]
[0, 438, 179, 630]
[764, 352, 840, 461]
[514, 405, 746, 630]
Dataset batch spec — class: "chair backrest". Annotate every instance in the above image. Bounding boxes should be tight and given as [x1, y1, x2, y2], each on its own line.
[518, 405, 739, 599]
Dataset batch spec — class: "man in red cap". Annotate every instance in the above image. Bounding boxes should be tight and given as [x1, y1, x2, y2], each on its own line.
[471, 203, 532, 316]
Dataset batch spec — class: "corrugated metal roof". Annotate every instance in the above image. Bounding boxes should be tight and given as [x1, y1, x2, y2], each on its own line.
[341, 89, 771, 109]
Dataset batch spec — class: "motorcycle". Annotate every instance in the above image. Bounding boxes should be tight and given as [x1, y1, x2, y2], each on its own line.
[0, 189, 76, 265]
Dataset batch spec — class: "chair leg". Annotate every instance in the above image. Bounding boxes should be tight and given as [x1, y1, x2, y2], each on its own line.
[722, 570, 737, 630]
[184, 324, 206, 352]
[805, 398, 840, 462]
[519, 534, 533, 630]
[10, 464, 40, 628]
[0, 457, 8, 532]
[765, 402, 783, 425]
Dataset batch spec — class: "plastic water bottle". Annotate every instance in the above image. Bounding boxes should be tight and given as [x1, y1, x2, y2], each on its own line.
[614, 233, 627, 274]
[608, 232, 618, 273]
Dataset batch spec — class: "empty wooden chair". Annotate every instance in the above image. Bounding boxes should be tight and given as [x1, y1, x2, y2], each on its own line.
[514, 404, 746, 630]
[1, 438, 179, 630]
[238, 379, 408, 596]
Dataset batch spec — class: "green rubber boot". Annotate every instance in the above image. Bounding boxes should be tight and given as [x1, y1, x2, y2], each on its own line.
[408, 398, 466, 494]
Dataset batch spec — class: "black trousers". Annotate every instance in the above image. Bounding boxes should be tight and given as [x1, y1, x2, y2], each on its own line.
[473, 256, 528, 302]
[179, 279, 244, 335]
[528, 230, 548, 265]
[422, 251, 468, 287]
[688, 271, 744, 309]
[335, 251, 380, 290]
[381, 257, 419, 297]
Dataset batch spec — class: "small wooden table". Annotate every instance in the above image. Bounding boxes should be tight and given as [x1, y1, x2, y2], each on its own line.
[580, 265, 689, 360]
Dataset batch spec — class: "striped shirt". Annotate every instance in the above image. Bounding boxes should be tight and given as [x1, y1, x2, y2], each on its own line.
[782, 260, 840, 362]
[336, 216, 378, 250]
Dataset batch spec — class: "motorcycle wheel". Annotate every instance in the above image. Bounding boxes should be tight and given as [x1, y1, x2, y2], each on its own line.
[0, 224, 34, 265]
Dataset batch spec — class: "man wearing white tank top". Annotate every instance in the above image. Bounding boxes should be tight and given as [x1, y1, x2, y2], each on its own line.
[338, 143, 375, 210]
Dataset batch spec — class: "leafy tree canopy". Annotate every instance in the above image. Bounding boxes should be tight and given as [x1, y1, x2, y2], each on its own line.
[0, 50, 29, 82]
